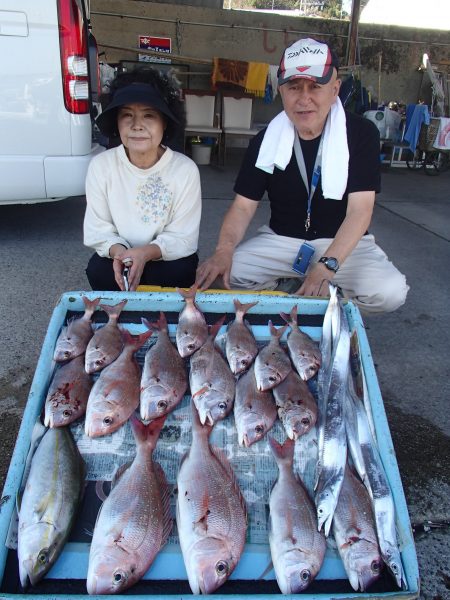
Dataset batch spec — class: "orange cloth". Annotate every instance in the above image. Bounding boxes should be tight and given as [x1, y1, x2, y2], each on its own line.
[212, 58, 268, 97]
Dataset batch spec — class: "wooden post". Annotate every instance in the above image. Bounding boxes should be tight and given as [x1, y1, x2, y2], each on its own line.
[347, 0, 361, 66]
[378, 51, 382, 105]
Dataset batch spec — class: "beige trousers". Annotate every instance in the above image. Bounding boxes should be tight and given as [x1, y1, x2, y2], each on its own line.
[229, 226, 409, 315]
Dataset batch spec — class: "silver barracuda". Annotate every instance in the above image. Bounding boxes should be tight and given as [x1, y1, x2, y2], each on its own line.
[268, 437, 326, 594]
[85, 329, 153, 437]
[189, 316, 236, 426]
[176, 284, 208, 358]
[87, 415, 172, 595]
[272, 369, 317, 440]
[53, 296, 100, 362]
[350, 388, 406, 589]
[140, 312, 187, 421]
[332, 465, 383, 591]
[254, 321, 291, 391]
[17, 427, 85, 588]
[234, 364, 277, 447]
[280, 305, 322, 381]
[315, 292, 349, 536]
[44, 354, 92, 427]
[176, 402, 247, 595]
[85, 300, 127, 374]
[225, 299, 258, 375]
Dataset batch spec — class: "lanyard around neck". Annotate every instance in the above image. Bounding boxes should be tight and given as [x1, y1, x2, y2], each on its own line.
[293, 132, 324, 232]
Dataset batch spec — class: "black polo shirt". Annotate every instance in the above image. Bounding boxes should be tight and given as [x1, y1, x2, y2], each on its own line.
[234, 111, 381, 240]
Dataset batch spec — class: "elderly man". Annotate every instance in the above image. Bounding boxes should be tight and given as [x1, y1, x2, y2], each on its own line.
[196, 37, 408, 314]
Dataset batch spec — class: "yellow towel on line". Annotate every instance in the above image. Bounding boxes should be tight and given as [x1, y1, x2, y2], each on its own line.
[245, 61, 269, 97]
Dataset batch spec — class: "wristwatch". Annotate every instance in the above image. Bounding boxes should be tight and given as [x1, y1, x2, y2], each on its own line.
[318, 256, 340, 273]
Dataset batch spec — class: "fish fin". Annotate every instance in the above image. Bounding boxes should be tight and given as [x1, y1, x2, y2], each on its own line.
[130, 413, 167, 451]
[141, 311, 168, 333]
[258, 559, 274, 580]
[99, 299, 127, 321]
[81, 296, 101, 317]
[210, 445, 247, 517]
[268, 436, 295, 468]
[268, 320, 288, 339]
[193, 490, 211, 534]
[154, 462, 173, 545]
[233, 299, 258, 320]
[111, 462, 132, 488]
[176, 283, 198, 301]
[208, 315, 226, 340]
[121, 328, 153, 351]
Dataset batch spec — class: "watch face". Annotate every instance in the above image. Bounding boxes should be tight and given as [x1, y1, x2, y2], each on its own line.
[327, 258, 338, 270]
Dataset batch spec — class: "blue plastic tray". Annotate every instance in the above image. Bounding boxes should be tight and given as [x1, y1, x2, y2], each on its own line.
[0, 291, 420, 599]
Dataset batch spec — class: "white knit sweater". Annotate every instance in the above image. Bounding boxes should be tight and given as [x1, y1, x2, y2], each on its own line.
[84, 145, 202, 260]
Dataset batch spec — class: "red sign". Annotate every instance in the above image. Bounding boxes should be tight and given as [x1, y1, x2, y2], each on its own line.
[138, 35, 171, 63]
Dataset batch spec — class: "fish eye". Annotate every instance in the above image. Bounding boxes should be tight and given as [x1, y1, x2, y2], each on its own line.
[301, 417, 311, 426]
[390, 562, 399, 574]
[371, 560, 382, 573]
[218, 401, 227, 411]
[255, 425, 264, 434]
[63, 410, 72, 418]
[37, 550, 48, 565]
[103, 416, 113, 426]
[113, 569, 127, 584]
[158, 400, 168, 410]
[300, 569, 311, 582]
[215, 560, 229, 576]
[240, 358, 248, 366]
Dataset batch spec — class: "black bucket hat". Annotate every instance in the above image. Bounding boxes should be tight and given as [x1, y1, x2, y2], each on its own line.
[95, 82, 179, 137]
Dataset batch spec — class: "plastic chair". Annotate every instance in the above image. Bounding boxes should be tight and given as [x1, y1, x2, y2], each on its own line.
[183, 90, 222, 161]
[221, 93, 260, 163]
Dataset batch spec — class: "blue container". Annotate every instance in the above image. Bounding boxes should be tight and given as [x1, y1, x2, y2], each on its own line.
[0, 291, 420, 599]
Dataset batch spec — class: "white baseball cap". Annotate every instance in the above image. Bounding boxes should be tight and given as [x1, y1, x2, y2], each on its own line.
[278, 38, 339, 86]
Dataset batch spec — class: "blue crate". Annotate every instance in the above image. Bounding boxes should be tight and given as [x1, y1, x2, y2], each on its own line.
[0, 291, 420, 599]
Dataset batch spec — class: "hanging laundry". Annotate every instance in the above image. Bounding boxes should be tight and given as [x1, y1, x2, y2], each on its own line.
[212, 58, 269, 97]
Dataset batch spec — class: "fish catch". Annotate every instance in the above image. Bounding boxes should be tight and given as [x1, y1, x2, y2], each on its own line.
[85, 300, 127, 374]
[53, 296, 100, 362]
[189, 316, 236, 426]
[268, 437, 326, 594]
[315, 291, 349, 536]
[176, 284, 208, 357]
[234, 364, 277, 447]
[44, 354, 92, 427]
[332, 465, 383, 592]
[176, 402, 247, 595]
[140, 313, 187, 421]
[280, 305, 321, 381]
[87, 415, 172, 595]
[85, 328, 153, 437]
[225, 299, 258, 375]
[272, 369, 317, 440]
[17, 426, 85, 588]
[254, 321, 291, 391]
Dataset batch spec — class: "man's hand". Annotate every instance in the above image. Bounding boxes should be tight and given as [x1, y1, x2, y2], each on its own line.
[196, 249, 234, 290]
[296, 263, 333, 297]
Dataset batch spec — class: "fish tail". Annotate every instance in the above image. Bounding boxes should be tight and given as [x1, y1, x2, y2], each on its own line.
[190, 399, 213, 438]
[141, 311, 168, 333]
[121, 328, 153, 350]
[280, 304, 298, 327]
[209, 314, 226, 340]
[81, 296, 101, 316]
[268, 436, 295, 467]
[233, 299, 258, 319]
[176, 283, 198, 302]
[99, 299, 127, 321]
[130, 413, 167, 450]
[268, 320, 288, 339]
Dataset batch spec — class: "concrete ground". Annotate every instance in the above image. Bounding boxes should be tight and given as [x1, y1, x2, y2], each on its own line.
[0, 151, 449, 599]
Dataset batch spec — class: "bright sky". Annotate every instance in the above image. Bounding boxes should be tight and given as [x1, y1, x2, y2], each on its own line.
[359, 0, 450, 30]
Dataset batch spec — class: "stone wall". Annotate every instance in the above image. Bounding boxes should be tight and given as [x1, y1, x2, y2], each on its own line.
[91, 0, 450, 123]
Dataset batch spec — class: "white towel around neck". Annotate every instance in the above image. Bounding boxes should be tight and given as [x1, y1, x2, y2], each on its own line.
[255, 97, 349, 200]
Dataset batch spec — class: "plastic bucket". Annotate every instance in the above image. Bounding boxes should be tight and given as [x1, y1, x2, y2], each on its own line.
[191, 144, 212, 165]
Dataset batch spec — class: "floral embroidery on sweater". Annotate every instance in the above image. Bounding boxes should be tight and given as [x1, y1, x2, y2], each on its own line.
[135, 175, 172, 223]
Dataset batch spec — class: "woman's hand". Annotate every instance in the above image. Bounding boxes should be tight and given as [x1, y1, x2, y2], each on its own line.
[110, 244, 161, 291]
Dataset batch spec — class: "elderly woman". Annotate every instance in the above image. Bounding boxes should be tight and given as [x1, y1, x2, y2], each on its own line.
[84, 68, 201, 291]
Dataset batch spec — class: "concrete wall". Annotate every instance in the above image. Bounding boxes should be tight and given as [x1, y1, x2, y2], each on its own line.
[91, 0, 450, 124]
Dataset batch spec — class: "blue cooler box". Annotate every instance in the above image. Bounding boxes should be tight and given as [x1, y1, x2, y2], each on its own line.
[0, 291, 420, 599]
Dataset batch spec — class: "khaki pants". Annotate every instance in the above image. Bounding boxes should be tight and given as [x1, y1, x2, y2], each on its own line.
[230, 226, 409, 315]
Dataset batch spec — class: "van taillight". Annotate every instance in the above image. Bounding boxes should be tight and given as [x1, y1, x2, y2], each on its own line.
[57, 0, 89, 114]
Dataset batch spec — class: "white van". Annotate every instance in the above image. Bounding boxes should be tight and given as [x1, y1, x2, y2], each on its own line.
[0, 0, 104, 204]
